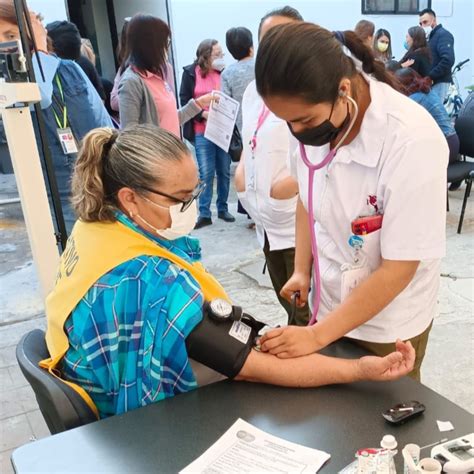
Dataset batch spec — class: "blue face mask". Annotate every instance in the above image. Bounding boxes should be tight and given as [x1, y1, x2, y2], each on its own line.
[403, 40, 410, 51]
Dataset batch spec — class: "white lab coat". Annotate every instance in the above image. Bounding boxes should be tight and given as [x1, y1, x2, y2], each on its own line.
[238, 80, 297, 252]
[289, 76, 448, 342]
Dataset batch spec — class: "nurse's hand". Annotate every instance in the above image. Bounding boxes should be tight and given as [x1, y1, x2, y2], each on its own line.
[357, 340, 415, 381]
[257, 325, 321, 358]
[280, 271, 310, 307]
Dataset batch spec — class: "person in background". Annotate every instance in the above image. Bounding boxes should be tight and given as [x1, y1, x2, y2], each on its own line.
[396, 68, 459, 165]
[354, 19, 374, 50]
[235, 6, 308, 325]
[385, 60, 401, 73]
[0, 1, 112, 233]
[46, 21, 106, 101]
[180, 39, 235, 229]
[80, 37, 114, 115]
[373, 28, 392, 64]
[80, 38, 95, 65]
[419, 8, 455, 102]
[399, 26, 432, 77]
[221, 26, 255, 226]
[118, 14, 213, 133]
[221, 27, 254, 133]
[45, 123, 415, 419]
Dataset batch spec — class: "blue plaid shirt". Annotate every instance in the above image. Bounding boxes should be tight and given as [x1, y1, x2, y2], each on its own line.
[62, 213, 204, 418]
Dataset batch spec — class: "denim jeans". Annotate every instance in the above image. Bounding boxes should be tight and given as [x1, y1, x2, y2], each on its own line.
[432, 82, 450, 103]
[194, 134, 231, 218]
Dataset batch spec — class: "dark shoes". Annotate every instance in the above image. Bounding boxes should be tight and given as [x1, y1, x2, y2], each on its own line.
[194, 213, 235, 229]
[218, 212, 236, 222]
[194, 217, 212, 229]
[449, 181, 463, 191]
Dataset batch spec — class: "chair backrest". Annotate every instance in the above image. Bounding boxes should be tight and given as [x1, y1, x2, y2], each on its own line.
[16, 329, 97, 434]
[455, 92, 474, 158]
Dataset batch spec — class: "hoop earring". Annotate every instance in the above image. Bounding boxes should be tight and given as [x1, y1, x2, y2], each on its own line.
[129, 210, 134, 218]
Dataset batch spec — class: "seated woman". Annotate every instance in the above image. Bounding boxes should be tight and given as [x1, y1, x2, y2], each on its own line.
[43, 125, 415, 419]
[396, 68, 459, 164]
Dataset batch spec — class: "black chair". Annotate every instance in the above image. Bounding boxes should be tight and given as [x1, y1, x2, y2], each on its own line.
[16, 329, 98, 435]
[448, 95, 474, 234]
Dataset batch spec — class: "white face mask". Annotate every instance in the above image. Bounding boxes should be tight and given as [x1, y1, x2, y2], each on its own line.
[136, 199, 197, 240]
[211, 57, 226, 72]
[422, 25, 432, 37]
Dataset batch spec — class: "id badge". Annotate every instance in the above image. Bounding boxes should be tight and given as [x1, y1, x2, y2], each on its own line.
[340, 264, 371, 302]
[246, 155, 256, 191]
[57, 127, 78, 155]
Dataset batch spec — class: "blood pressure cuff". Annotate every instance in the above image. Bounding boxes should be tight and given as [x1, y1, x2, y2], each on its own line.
[185, 306, 266, 379]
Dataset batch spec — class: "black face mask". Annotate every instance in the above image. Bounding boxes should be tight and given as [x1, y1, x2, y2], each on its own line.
[288, 103, 351, 147]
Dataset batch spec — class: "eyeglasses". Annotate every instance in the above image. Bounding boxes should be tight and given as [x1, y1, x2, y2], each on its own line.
[141, 181, 206, 212]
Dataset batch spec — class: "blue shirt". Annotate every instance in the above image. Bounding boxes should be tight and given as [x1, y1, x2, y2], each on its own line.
[62, 213, 205, 418]
[34, 52, 113, 231]
[410, 90, 455, 137]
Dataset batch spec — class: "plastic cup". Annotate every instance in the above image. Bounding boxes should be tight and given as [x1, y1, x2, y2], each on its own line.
[418, 458, 442, 473]
[404, 443, 421, 473]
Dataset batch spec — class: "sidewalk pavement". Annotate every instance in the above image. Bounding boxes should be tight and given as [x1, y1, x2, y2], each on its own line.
[0, 173, 473, 473]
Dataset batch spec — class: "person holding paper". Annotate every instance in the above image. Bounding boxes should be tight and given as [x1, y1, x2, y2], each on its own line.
[43, 124, 415, 419]
[180, 39, 235, 229]
[255, 23, 447, 380]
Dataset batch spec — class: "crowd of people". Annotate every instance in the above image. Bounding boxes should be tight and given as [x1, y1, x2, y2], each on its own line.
[0, 0, 462, 418]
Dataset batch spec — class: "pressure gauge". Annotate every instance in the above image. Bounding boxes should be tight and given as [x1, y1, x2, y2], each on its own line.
[208, 299, 233, 321]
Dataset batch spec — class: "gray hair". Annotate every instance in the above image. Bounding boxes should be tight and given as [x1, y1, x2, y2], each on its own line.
[71, 124, 189, 222]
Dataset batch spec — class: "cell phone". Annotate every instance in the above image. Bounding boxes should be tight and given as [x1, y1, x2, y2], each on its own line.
[351, 214, 383, 235]
[382, 400, 426, 425]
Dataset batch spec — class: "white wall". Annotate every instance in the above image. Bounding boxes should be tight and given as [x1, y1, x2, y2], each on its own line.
[27, 0, 67, 24]
[170, 0, 473, 96]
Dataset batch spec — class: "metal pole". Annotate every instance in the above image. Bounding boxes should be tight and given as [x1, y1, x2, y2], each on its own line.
[14, 0, 68, 250]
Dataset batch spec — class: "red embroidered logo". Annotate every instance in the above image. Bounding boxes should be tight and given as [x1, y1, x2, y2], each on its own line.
[367, 194, 379, 214]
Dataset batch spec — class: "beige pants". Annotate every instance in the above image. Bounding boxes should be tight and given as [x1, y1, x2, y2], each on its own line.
[345, 321, 433, 382]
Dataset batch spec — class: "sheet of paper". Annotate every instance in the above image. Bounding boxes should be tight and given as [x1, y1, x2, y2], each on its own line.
[204, 90, 239, 153]
[436, 420, 454, 432]
[180, 418, 330, 473]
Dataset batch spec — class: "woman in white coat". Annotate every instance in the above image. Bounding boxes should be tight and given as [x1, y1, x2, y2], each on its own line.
[255, 23, 448, 380]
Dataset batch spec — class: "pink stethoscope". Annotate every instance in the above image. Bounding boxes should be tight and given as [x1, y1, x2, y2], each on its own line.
[299, 94, 359, 325]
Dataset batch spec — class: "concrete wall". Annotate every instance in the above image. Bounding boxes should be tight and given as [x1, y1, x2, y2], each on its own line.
[170, 0, 473, 96]
[112, 0, 169, 38]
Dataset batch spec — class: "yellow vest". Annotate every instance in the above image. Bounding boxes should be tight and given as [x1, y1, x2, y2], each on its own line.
[42, 220, 229, 417]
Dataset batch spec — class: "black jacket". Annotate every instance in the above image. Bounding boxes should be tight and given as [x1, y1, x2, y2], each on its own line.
[179, 62, 204, 143]
[400, 48, 432, 77]
[76, 55, 106, 100]
[428, 24, 455, 84]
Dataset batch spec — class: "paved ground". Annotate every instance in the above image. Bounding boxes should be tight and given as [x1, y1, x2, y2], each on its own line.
[0, 172, 473, 473]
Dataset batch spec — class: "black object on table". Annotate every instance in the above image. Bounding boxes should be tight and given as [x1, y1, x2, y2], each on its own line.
[11, 340, 474, 473]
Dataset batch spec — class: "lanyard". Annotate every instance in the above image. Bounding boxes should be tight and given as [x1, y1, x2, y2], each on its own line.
[299, 143, 337, 325]
[249, 104, 271, 153]
[52, 75, 68, 129]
